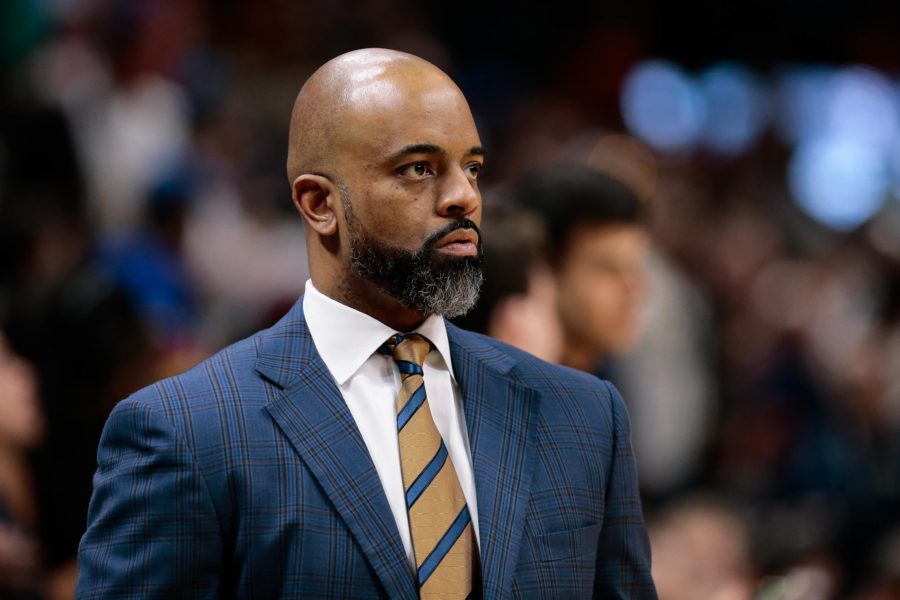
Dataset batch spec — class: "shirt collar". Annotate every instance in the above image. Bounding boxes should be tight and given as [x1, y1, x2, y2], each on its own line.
[302, 279, 456, 386]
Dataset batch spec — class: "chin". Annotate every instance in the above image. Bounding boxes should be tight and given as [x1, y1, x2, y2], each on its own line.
[433, 252, 480, 266]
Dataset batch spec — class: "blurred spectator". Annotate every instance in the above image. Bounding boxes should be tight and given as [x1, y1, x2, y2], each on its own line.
[0, 333, 43, 599]
[183, 169, 309, 344]
[1, 93, 156, 597]
[3, 216, 156, 598]
[617, 249, 716, 496]
[28, 0, 193, 235]
[97, 170, 209, 379]
[452, 204, 563, 362]
[502, 162, 717, 497]
[649, 495, 754, 600]
[515, 165, 648, 374]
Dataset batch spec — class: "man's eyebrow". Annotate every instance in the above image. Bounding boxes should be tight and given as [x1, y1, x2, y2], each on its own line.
[386, 144, 486, 161]
[389, 143, 443, 160]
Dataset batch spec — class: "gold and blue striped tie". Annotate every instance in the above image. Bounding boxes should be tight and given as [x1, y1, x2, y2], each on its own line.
[380, 333, 475, 598]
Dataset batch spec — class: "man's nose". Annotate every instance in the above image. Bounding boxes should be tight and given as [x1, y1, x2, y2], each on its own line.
[436, 166, 480, 218]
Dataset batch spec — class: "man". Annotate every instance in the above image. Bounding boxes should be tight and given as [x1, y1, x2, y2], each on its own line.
[76, 49, 656, 598]
[515, 167, 649, 374]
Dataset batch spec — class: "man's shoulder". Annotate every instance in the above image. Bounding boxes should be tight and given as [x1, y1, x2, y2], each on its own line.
[129, 331, 267, 410]
[128, 300, 308, 409]
[447, 323, 613, 395]
[448, 324, 625, 435]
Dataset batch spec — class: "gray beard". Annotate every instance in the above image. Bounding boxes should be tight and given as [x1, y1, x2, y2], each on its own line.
[341, 193, 483, 319]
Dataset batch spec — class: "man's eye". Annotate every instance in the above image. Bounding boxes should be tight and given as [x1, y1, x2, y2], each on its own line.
[467, 163, 482, 179]
[400, 162, 434, 178]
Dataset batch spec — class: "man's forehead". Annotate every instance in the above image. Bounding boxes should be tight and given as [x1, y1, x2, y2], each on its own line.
[339, 82, 480, 157]
[347, 124, 482, 166]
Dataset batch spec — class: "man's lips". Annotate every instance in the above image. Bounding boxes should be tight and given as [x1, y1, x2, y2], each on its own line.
[434, 228, 479, 256]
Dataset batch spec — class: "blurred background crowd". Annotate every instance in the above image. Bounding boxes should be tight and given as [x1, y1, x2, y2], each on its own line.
[1, 0, 899, 598]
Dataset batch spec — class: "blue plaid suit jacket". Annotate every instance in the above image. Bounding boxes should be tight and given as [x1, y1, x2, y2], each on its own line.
[76, 298, 656, 598]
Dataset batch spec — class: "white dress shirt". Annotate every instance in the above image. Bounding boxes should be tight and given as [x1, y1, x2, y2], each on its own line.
[302, 280, 480, 565]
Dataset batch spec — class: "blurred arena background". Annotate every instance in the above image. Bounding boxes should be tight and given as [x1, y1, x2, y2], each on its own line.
[1, 1, 899, 598]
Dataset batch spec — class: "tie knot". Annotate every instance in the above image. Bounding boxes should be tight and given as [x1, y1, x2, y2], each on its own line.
[379, 333, 432, 368]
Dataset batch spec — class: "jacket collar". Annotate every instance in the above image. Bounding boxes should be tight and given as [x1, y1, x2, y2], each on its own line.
[446, 322, 540, 598]
[257, 298, 418, 599]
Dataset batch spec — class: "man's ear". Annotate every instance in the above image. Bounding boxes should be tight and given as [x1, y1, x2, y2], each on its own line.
[292, 174, 339, 236]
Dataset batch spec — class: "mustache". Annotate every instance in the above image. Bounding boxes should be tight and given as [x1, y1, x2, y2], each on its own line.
[422, 219, 482, 251]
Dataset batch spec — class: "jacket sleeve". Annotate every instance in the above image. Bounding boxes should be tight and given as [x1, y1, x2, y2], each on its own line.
[75, 395, 224, 599]
[593, 381, 658, 599]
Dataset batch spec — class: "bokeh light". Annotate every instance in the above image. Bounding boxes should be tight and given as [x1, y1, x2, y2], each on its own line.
[889, 134, 900, 200]
[774, 66, 834, 145]
[788, 137, 889, 231]
[825, 66, 898, 151]
[620, 60, 704, 153]
[698, 63, 767, 156]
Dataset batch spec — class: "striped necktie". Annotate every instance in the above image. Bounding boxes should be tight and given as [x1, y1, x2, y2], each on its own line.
[379, 333, 476, 598]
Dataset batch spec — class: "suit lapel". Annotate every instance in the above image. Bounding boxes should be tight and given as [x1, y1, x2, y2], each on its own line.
[448, 325, 540, 599]
[256, 300, 417, 600]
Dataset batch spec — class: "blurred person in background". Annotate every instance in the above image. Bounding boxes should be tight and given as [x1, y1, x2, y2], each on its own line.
[516, 165, 648, 376]
[97, 170, 209, 378]
[0, 85, 157, 598]
[452, 203, 564, 363]
[648, 495, 754, 600]
[0, 333, 44, 599]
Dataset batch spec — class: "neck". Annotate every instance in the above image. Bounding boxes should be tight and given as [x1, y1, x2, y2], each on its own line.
[560, 339, 604, 373]
[315, 271, 430, 332]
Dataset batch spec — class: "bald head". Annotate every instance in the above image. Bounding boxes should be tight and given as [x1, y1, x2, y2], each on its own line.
[286, 48, 463, 183]
[286, 49, 484, 329]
